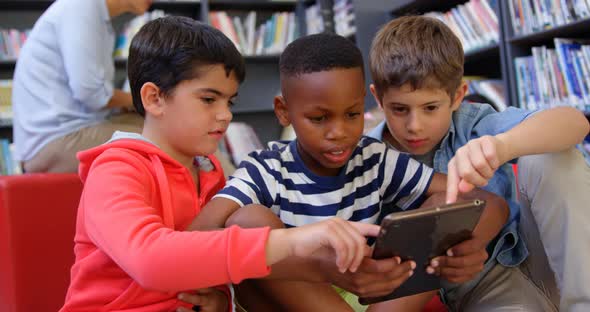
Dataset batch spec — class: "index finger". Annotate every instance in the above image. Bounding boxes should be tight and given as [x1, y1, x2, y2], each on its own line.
[446, 159, 459, 204]
[349, 222, 381, 237]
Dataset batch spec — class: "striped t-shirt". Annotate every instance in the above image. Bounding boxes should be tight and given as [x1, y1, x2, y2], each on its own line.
[214, 136, 434, 228]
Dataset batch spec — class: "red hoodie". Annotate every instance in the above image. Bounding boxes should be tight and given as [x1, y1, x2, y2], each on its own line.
[60, 139, 270, 311]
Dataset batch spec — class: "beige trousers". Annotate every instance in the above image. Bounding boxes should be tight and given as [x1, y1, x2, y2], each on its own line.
[448, 148, 590, 311]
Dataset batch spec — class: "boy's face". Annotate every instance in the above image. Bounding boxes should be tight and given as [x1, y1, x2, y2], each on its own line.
[371, 82, 465, 155]
[275, 68, 365, 176]
[143, 64, 237, 165]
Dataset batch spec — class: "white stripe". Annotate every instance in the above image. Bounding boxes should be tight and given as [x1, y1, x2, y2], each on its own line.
[213, 193, 247, 207]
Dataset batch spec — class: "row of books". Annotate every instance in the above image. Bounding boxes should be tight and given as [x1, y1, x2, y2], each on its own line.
[514, 38, 590, 111]
[0, 29, 29, 61]
[0, 80, 12, 126]
[333, 0, 356, 38]
[304, 0, 356, 37]
[209, 11, 299, 56]
[465, 78, 507, 111]
[424, 0, 499, 54]
[218, 122, 263, 167]
[305, 2, 324, 35]
[0, 139, 21, 176]
[508, 0, 590, 36]
[114, 10, 166, 58]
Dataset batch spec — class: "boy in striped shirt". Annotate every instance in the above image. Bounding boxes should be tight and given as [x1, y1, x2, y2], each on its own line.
[191, 33, 509, 311]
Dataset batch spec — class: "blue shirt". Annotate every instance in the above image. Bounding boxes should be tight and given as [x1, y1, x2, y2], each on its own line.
[367, 102, 535, 268]
[12, 0, 116, 161]
[215, 137, 434, 228]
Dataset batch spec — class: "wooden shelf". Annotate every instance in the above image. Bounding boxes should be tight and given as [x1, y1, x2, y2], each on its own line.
[114, 58, 127, 68]
[208, 0, 300, 11]
[0, 0, 53, 10]
[151, 0, 201, 10]
[387, 0, 468, 15]
[509, 18, 590, 46]
[0, 119, 12, 128]
[244, 55, 280, 62]
[464, 44, 500, 63]
[0, 59, 16, 69]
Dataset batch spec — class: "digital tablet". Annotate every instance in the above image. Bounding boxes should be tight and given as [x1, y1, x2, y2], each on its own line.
[359, 199, 486, 305]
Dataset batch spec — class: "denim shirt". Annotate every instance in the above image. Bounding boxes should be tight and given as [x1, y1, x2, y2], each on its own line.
[367, 102, 536, 268]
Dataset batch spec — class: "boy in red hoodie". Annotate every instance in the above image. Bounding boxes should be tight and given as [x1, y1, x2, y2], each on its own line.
[60, 16, 379, 312]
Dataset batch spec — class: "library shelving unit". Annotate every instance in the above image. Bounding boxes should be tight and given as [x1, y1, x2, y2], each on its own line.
[352, 0, 507, 110]
[352, 0, 590, 128]
[0, 0, 320, 144]
[498, 1, 590, 122]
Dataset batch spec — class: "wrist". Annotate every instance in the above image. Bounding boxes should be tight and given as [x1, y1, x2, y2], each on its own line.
[494, 133, 516, 164]
[266, 228, 291, 266]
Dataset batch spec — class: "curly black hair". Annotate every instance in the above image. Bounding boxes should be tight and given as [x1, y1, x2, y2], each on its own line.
[279, 33, 364, 78]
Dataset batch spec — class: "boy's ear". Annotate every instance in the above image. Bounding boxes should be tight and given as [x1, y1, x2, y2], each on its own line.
[451, 81, 468, 111]
[140, 82, 165, 117]
[369, 84, 384, 109]
[274, 95, 291, 127]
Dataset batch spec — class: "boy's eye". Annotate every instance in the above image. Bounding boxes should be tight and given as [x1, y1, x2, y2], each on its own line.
[425, 105, 439, 111]
[202, 97, 216, 104]
[347, 112, 361, 119]
[228, 100, 236, 107]
[391, 106, 408, 114]
[309, 116, 326, 122]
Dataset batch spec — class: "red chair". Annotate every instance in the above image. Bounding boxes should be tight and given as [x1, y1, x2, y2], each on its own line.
[424, 295, 447, 312]
[0, 174, 82, 312]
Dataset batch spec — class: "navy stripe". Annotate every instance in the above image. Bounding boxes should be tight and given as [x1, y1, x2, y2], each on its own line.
[222, 186, 254, 206]
[248, 153, 381, 196]
[397, 164, 423, 199]
[243, 161, 275, 206]
[276, 180, 379, 216]
[349, 203, 381, 221]
[383, 151, 409, 199]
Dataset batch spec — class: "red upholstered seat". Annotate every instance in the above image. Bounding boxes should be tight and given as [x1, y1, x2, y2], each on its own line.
[0, 174, 82, 312]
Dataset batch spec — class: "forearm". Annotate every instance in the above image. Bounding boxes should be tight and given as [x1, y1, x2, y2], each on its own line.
[262, 245, 329, 282]
[497, 107, 590, 160]
[105, 89, 133, 109]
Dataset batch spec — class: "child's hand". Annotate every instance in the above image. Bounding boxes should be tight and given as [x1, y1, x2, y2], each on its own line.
[327, 256, 415, 298]
[446, 135, 508, 203]
[176, 288, 228, 312]
[272, 218, 380, 274]
[426, 237, 488, 284]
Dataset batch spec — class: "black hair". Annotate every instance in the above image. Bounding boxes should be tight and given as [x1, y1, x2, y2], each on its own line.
[128, 16, 245, 116]
[279, 33, 364, 79]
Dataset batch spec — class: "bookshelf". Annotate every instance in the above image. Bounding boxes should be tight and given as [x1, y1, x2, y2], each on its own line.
[353, 0, 590, 127]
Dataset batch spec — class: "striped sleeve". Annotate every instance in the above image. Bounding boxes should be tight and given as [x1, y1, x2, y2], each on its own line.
[213, 153, 277, 208]
[380, 148, 434, 210]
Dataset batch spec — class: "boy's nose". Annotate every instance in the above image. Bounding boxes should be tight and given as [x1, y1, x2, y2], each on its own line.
[407, 114, 423, 133]
[325, 121, 347, 140]
[216, 106, 233, 122]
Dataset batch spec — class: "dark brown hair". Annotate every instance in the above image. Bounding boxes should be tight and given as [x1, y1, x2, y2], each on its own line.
[128, 16, 245, 116]
[369, 16, 464, 99]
